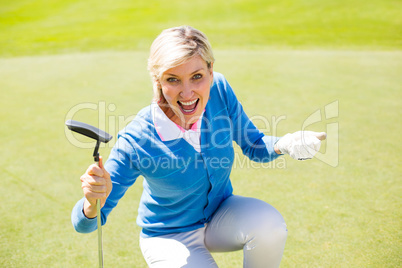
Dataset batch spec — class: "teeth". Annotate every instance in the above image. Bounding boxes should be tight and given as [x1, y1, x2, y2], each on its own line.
[179, 99, 198, 106]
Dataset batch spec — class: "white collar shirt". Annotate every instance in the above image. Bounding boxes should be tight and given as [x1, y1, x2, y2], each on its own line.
[151, 102, 203, 153]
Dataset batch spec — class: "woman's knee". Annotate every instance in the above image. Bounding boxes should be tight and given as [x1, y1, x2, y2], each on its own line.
[206, 195, 287, 251]
[238, 197, 288, 246]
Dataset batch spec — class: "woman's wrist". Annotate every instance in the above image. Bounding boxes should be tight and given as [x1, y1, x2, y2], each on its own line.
[274, 144, 282, 155]
[83, 199, 97, 219]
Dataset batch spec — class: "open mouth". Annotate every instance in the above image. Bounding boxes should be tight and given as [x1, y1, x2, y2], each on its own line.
[177, 98, 200, 115]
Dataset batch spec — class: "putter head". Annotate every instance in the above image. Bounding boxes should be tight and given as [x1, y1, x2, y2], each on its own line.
[66, 120, 112, 143]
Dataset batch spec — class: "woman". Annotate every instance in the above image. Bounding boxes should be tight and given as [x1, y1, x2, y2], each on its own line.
[72, 26, 326, 268]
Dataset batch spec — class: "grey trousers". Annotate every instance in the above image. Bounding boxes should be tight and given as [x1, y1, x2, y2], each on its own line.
[140, 195, 288, 268]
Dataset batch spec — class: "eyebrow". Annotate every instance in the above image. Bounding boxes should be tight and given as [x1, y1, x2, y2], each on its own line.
[164, 68, 204, 77]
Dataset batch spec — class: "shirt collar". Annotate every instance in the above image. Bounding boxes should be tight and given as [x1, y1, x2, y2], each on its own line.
[151, 102, 203, 142]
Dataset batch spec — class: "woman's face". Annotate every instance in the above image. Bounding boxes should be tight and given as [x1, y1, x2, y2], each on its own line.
[159, 55, 213, 129]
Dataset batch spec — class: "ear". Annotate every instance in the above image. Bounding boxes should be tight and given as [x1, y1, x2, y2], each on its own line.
[209, 62, 214, 83]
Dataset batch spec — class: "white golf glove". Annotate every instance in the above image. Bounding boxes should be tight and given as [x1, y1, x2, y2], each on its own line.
[275, 131, 326, 160]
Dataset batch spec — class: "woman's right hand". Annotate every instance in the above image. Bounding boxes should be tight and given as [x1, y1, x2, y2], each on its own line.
[80, 156, 112, 218]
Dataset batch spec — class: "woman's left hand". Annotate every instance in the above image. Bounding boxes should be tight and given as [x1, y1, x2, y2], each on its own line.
[274, 131, 327, 160]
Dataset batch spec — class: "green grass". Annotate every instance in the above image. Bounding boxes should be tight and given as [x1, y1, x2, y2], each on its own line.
[1, 50, 400, 267]
[0, 0, 401, 57]
[1, 0, 401, 267]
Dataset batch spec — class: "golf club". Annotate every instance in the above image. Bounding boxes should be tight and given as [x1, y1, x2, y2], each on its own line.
[65, 119, 113, 268]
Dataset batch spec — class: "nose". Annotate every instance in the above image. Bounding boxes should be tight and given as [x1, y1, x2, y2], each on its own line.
[180, 82, 194, 99]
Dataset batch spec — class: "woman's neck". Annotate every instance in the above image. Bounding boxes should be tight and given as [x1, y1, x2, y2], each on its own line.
[158, 102, 193, 130]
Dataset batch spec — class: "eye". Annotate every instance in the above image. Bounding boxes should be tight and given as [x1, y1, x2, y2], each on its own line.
[167, 77, 179, 83]
[192, 74, 203, 80]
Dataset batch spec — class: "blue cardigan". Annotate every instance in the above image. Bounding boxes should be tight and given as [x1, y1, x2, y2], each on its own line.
[72, 72, 281, 237]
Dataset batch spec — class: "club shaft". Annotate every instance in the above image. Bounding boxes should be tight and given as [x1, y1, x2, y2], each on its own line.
[95, 160, 104, 268]
[97, 198, 104, 268]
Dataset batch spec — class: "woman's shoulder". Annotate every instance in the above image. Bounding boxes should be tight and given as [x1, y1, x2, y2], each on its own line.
[212, 71, 226, 84]
[210, 72, 236, 105]
[212, 72, 233, 93]
[117, 105, 154, 142]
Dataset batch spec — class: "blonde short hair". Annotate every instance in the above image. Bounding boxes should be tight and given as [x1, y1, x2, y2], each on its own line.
[148, 26, 215, 101]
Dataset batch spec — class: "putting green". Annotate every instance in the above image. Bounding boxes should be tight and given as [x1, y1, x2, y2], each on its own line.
[0, 50, 400, 267]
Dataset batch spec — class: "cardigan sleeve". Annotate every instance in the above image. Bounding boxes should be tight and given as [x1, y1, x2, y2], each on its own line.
[71, 129, 141, 233]
[217, 74, 281, 163]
